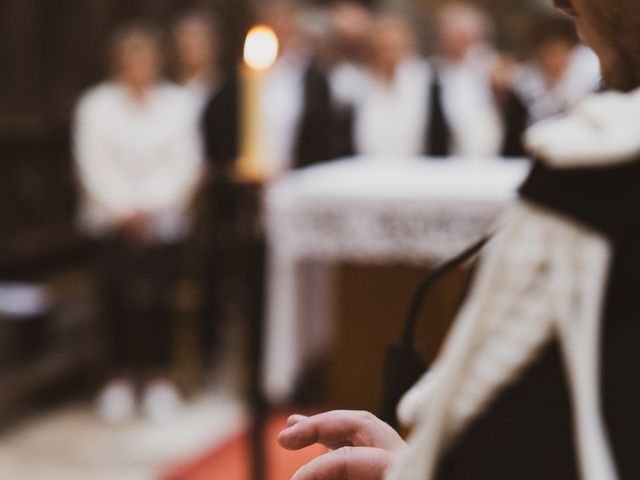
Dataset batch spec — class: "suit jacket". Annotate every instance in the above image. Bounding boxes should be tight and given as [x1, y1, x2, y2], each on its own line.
[499, 89, 532, 158]
[201, 63, 333, 171]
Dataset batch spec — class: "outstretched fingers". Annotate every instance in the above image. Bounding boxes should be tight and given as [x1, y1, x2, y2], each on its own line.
[288, 414, 308, 426]
[279, 410, 405, 452]
[291, 447, 395, 480]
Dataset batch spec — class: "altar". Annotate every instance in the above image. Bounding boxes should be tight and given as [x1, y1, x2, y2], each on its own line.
[263, 157, 531, 404]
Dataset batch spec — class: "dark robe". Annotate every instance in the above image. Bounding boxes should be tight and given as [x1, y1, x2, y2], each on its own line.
[201, 63, 333, 171]
[436, 158, 640, 479]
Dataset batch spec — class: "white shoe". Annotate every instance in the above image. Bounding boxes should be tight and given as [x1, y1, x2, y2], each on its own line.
[141, 380, 183, 424]
[96, 380, 136, 425]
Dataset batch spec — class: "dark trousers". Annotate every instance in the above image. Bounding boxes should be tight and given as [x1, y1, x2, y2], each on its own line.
[98, 236, 183, 373]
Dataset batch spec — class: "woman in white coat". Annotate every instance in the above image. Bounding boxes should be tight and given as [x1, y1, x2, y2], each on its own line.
[74, 23, 203, 424]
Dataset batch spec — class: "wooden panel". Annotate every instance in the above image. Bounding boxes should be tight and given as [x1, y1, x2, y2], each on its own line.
[0, 0, 42, 113]
[0, 0, 254, 132]
[327, 263, 472, 413]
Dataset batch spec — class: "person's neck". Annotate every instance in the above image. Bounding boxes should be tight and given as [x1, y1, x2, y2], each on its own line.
[179, 65, 215, 85]
[442, 49, 469, 65]
[122, 82, 153, 103]
[374, 60, 405, 86]
[279, 44, 307, 64]
[543, 69, 565, 90]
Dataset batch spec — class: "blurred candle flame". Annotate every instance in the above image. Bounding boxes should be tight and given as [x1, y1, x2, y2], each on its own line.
[243, 25, 279, 71]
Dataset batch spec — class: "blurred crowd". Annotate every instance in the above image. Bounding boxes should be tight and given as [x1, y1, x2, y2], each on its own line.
[71, 0, 601, 423]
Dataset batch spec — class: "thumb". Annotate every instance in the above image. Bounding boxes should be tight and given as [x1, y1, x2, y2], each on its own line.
[292, 446, 395, 480]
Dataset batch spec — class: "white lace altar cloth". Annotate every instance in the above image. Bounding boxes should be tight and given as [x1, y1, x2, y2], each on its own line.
[263, 157, 531, 403]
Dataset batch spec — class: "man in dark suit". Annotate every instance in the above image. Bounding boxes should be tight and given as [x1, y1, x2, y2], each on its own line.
[335, 14, 451, 159]
[202, 2, 333, 173]
[199, 2, 334, 373]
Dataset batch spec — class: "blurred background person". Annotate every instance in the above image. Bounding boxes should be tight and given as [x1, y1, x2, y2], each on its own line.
[199, 1, 335, 395]
[510, 16, 601, 125]
[432, 2, 505, 157]
[203, 0, 333, 175]
[326, 1, 375, 110]
[172, 9, 225, 371]
[347, 14, 451, 158]
[73, 22, 203, 424]
[172, 9, 222, 112]
[493, 15, 601, 156]
[320, 0, 377, 158]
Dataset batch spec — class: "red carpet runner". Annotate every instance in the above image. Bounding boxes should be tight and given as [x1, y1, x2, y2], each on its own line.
[165, 414, 326, 480]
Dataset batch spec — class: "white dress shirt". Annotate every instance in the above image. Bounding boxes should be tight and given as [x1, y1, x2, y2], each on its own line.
[260, 51, 309, 174]
[182, 73, 221, 114]
[436, 47, 504, 158]
[513, 45, 601, 124]
[354, 59, 433, 158]
[329, 61, 372, 108]
[73, 82, 203, 242]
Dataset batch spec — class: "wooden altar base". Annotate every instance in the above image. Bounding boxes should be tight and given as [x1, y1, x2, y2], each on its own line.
[326, 263, 472, 414]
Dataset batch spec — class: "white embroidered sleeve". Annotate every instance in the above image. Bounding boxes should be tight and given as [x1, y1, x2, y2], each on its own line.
[386, 201, 615, 480]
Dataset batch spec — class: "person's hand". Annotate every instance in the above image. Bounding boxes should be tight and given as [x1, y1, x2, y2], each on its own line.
[278, 410, 407, 480]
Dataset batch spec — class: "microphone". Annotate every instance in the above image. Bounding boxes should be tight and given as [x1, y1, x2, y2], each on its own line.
[380, 236, 490, 429]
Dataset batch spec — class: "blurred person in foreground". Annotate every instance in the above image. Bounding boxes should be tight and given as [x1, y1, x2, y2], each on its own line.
[202, 1, 333, 175]
[343, 14, 450, 158]
[74, 23, 203, 424]
[172, 9, 221, 111]
[279, 0, 640, 478]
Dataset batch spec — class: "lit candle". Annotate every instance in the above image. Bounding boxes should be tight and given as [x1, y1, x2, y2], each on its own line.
[237, 25, 279, 182]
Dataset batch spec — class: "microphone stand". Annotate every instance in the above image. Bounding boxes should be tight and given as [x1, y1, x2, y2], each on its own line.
[380, 236, 490, 429]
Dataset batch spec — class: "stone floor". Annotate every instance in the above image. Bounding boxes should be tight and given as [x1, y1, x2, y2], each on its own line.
[0, 387, 246, 480]
[0, 301, 256, 480]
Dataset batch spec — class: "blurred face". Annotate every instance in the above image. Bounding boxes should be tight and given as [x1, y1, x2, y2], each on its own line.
[331, 3, 373, 59]
[174, 20, 216, 72]
[263, 5, 300, 52]
[372, 20, 414, 73]
[537, 39, 573, 83]
[437, 10, 482, 61]
[116, 38, 162, 89]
